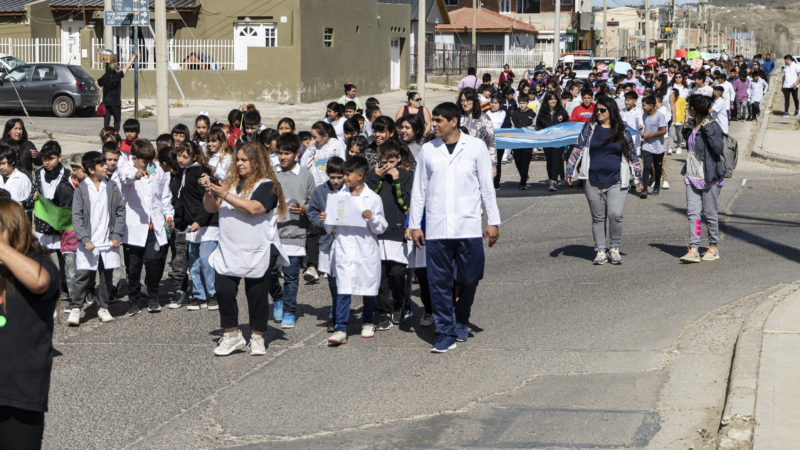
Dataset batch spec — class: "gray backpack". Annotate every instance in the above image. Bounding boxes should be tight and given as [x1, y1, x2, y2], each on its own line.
[722, 134, 738, 178]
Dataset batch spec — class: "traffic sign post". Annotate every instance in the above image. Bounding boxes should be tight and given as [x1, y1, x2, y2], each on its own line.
[103, 10, 149, 26]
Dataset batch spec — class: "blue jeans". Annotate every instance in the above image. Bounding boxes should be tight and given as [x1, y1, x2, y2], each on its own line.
[425, 238, 484, 338]
[335, 294, 376, 332]
[269, 255, 302, 314]
[188, 241, 217, 301]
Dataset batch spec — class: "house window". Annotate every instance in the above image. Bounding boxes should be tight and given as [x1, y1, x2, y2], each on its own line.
[444, 0, 459, 6]
[517, 0, 540, 13]
[323, 27, 334, 47]
[499, 0, 511, 13]
[265, 24, 277, 46]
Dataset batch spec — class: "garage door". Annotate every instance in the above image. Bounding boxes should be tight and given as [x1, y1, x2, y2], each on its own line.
[233, 23, 277, 70]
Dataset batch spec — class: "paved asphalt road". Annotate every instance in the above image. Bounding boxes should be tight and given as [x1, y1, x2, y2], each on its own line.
[19, 106, 800, 448]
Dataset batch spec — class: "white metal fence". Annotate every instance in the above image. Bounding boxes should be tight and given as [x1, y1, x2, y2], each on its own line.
[476, 49, 550, 69]
[91, 38, 236, 70]
[0, 38, 63, 64]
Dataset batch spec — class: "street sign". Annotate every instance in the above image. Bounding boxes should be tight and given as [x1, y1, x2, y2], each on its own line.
[112, 0, 148, 13]
[104, 10, 150, 26]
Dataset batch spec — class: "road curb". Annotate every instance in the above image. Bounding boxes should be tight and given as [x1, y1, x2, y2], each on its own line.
[750, 64, 800, 167]
[717, 283, 800, 448]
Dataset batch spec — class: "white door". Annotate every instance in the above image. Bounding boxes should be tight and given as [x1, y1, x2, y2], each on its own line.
[234, 23, 276, 70]
[390, 38, 401, 90]
[60, 21, 82, 65]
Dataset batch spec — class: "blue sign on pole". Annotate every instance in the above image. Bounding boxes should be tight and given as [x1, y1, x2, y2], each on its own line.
[112, 0, 148, 13]
[104, 10, 150, 26]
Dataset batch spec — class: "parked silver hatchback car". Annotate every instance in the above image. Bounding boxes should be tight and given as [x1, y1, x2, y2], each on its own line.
[0, 63, 101, 117]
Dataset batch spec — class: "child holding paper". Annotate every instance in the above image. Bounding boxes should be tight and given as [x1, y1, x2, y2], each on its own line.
[325, 156, 387, 346]
[67, 151, 126, 326]
[269, 133, 315, 328]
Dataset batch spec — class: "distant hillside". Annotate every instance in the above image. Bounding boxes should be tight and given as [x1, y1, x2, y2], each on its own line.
[710, 0, 796, 7]
[711, 5, 800, 54]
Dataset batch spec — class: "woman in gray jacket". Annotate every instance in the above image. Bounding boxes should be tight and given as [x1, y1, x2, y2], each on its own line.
[679, 94, 726, 263]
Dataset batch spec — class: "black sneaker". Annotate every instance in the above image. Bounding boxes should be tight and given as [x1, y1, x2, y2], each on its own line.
[207, 296, 219, 311]
[376, 314, 393, 331]
[127, 300, 141, 316]
[391, 309, 403, 324]
[187, 299, 201, 311]
[652, 188, 660, 195]
[326, 318, 335, 333]
[168, 292, 190, 309]
[639, 190, 648, 199]
[147, 297, 161, 313]
[548, 180, 557, 192]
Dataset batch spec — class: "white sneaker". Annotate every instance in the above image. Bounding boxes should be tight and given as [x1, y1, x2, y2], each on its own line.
[67, 308, 81, 326]
[361, 323, 376, 338]
[248, 334, 267, 356]
[214, 331, 247, 356]
[608, 248, 623, 265]
[662, 180, 670, 189]
[593, 250, 608, 265]
[97, 308, 114, 323]
[675, 148, 682, 154]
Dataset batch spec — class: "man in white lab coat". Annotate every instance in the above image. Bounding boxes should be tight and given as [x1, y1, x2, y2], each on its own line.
[408, 102, 501, 353]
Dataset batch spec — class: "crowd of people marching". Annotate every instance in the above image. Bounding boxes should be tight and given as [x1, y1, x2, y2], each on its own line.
[0, 50, 790, 447]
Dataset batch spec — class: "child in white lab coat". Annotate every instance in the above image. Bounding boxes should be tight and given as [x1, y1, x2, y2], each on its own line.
[325, 155, 388, 346]
[117, 138, 174, 316]
[67, 151, 126, 326]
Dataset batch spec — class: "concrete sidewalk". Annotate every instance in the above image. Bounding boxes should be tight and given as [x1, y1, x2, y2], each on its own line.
[753, 289, 800, 449]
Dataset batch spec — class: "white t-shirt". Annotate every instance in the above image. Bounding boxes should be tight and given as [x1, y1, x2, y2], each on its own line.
[695, 85, 714, 98]
[485, 110, 507, 130]
[783, 62, 800, 89]
[711, 97, 730, 135]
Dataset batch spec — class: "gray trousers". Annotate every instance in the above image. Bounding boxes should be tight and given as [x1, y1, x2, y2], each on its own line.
[168, 231, 189, 292]
[68, 255, 115, 310]
[686, 182, 721, 248]
[584, 181, 628, 251]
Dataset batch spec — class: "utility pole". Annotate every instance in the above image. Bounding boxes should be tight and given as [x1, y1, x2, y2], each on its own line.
[103, 0, 113, 48]
[417, 0, 426, 111]
[133, 0, 139, 119]
[603, 0, 608, 57]
[155, 0, 168, 134]
[553, 0, 561, 68]
[667, 0, 675, 57]
[472, 0, 477, 66]
[644, 0, 650, 58]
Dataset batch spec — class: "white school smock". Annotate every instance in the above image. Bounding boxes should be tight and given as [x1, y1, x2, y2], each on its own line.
[408, 133, 501, 240]
[35, 167, 67, 251]
[783, 62, 800, 89]
[209, 179, 288, 278]
[325, 187, 388, 296]
[116, 158, 174, 248]
[0, 168, 32, 203]
[208, 152, 232, 181]
[301, 138, 347, 186]
[76, 179, 121, 271]
[748, 78, 768, 104]
[621, 106, 644, 149]
[711, 97, 730, 135]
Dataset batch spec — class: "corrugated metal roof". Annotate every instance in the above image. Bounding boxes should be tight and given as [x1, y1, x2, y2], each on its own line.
[49, 0, 198, 10]
[0, 0, 37, 13]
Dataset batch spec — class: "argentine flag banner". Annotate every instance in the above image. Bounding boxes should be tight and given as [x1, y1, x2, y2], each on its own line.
[495, 122, 642, 150]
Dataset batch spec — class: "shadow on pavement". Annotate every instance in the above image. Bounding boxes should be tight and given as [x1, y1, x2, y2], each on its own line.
[648, 243, 687, 258]
[549, 244, 595, 261]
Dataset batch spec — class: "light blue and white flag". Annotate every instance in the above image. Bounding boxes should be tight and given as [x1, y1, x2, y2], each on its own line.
[495, 122, 642, 150]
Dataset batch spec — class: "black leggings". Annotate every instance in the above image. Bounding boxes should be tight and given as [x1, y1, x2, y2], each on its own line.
[493, 149, 506, 188]
[216, 250, 277, 333]
[543, 147, 564, 181]
[377, 259, 407, 315]
[641, 151, 664, 189]
[103, 103, 122, 132]
[415, 268, 431, 314]
[0, 406, 44, 450]
[512, 148, 532, 183]
[783, 88, 799, 113]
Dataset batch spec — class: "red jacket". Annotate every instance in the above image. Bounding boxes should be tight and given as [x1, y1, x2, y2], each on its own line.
[570, 103, 595, 123]
[499, 70, 516, 84]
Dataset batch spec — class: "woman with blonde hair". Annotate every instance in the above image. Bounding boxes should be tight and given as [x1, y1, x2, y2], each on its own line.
[200, 142, 289, 357]
[0, 198, 60, 448]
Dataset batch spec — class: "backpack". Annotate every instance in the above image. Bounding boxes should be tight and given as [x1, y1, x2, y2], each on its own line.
[722, 134, 738, 178]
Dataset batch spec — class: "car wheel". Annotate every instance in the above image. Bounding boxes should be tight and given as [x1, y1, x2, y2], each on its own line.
[52, 95, 75, 118]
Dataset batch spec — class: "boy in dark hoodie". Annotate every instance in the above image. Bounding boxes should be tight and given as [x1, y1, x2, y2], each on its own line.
[307, 156, 346, 333]
[508, 93, 537, 189]
[366, 141, 414, 330]
[33, 140, 75, 304]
